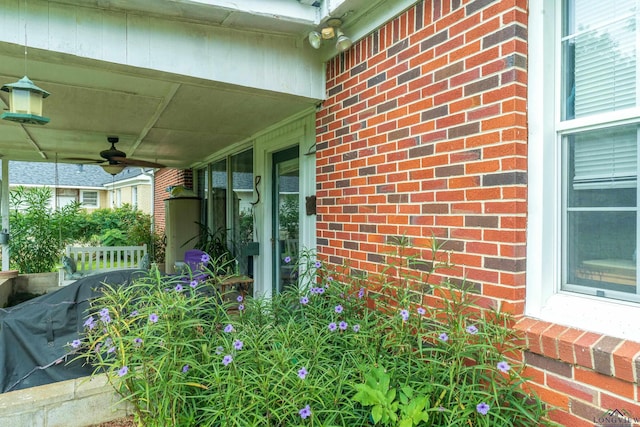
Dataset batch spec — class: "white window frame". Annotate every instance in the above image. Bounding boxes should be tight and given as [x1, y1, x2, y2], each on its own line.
[527, 0, 640, 342]
[81, 190, 99, 208]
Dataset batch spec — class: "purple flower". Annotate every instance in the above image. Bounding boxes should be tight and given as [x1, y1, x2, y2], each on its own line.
[129, 310, 138, 317]
[237, 295, 244, 303]
[215, 346, 224, 355]
[284, 256, 292, 264]
[190, 280, 198, 289]
[353, 324, 360, 332]
[317, 287, 325, 294]
[238, 304, 245, 311]
[417, 307, 426, 316]
[107, 346, 116, 353]
[233, 339, 244, 350]
[439, 332, 449, 342]
[71, 339, 81, 349]
[298, 367, 308, 379]
[314, 261, 322, 268]
[175, 284, 183, 292]
[328, 322, 337, 332]
[466, 325, 478, 335]
[300, 296, 309, 305]
[339, 321, 348, 331]
[149, 313, 159, 323]
[335, 305, 343, 314]
[299, 405, 312, 419]
[327, 276, 333, 281]
[134, 337, 143, 346]
[357, 287, 365, 299]
[224, 324, 234, 333]
[497, 361, 510, 373]
[201, 253, 210, 264]
[83, 316, 95, 330]
[476, 402, 490, 415]
[400, 309, 409, 321]
[182, 364, 190, 373]
[118, 366, 128, 377]
[99, 308, 111, 324]
[222, 355, 233, 366]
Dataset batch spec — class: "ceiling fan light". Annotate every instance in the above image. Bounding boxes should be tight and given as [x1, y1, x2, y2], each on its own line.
[102, 164, 126, 175]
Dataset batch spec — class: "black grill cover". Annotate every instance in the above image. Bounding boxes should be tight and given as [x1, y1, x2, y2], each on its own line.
[0, 270, 143, 393]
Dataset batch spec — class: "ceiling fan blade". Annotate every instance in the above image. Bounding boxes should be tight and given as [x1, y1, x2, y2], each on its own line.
[62, 157, 105, 164]
[110, 156, 166, 169]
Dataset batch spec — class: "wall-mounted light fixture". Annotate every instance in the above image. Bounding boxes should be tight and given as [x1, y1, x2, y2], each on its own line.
[308, 18, 352, 53]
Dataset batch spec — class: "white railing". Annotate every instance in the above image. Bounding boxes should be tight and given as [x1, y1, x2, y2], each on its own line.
[58, 244, 147, 286]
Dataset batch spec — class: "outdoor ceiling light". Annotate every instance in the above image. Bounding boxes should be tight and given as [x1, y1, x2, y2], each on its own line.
[308, 30, 322, 49]
[102, 163, 126, 175]
[308, 18, 352, 52]
[1, 76, 50, 125]
[335, 29, 352, 52]
[321, 26, 336, 39]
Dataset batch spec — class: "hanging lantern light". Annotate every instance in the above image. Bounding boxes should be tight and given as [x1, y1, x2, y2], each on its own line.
[1, 75, 50, 125]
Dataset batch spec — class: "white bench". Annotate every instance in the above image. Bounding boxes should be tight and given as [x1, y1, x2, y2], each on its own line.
[58, 244, 148, 286]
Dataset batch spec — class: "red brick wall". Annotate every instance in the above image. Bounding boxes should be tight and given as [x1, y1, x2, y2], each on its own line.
[315, 0, 640, 424]
[153, 168, 193, 232]
[317, 0, 528, 308]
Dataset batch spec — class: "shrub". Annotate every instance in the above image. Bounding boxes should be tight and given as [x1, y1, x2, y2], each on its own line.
[8, 186, 83, 273]
[75, 244, 554, 426]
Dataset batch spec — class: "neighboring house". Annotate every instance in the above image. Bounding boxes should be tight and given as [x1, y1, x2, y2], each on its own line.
[8, 161, 152, 214]
[160, 1, 640, 425]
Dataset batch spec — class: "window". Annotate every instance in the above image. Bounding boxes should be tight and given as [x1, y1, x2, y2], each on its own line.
[57, 188, 77, 209]
[528, 0, 640, 340]
[81, 190, 99, 208]
[197, 149, 255, 276]
[560, 0, 639, 303]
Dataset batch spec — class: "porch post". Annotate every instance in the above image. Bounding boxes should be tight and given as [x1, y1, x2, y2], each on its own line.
[1, 158, 9, 270]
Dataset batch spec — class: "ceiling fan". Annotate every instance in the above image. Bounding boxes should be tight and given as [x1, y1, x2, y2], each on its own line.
[66, 136, 166, 175]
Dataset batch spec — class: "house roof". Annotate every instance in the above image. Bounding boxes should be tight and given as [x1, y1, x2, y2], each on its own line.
[7, 161, 145, 188]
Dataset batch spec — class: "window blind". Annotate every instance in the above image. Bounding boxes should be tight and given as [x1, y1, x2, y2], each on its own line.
[565, 0, 637, 118]
[573, 127, 637, 189]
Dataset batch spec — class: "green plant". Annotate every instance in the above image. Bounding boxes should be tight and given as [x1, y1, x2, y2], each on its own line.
[187, 222, 234, 271]
[353, 366, 430, 427]
[99, 228, 128, 246]
[8, 186, 83, 273]
[76, 242, 554, 426]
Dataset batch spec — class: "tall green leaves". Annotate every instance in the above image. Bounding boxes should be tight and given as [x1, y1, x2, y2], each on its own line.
[8, 186, 82, 273]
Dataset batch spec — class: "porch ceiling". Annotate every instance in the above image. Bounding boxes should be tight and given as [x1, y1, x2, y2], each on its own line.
[0, 0, 403, 171]
[0, 0, 325, 170]
[0, 44, 316, 169]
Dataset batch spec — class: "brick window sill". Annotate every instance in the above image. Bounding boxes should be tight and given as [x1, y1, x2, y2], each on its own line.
[514, 317, 640, 385]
